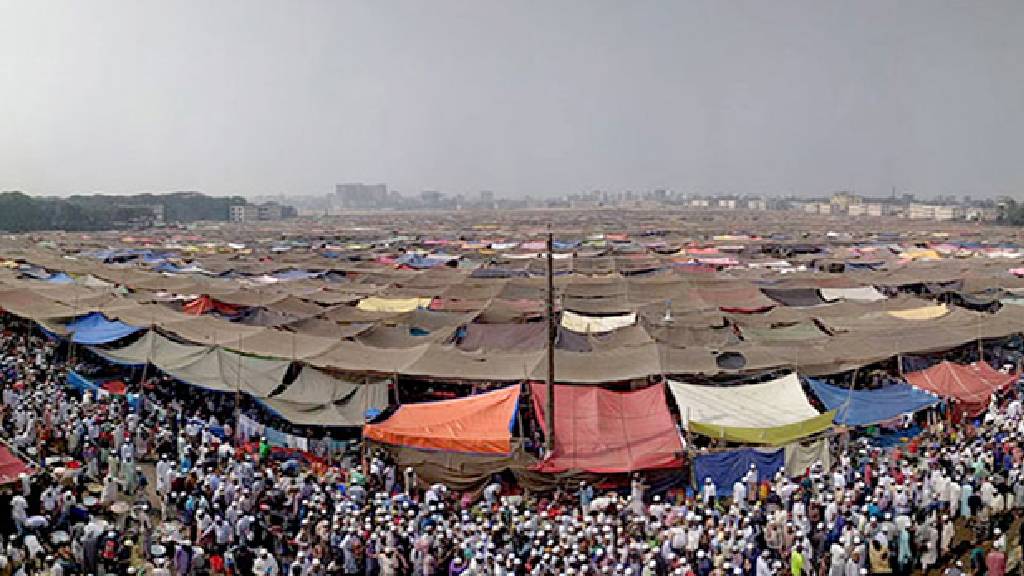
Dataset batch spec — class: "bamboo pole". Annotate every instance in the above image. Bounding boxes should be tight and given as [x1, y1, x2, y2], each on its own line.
[544, 229, 555, 451]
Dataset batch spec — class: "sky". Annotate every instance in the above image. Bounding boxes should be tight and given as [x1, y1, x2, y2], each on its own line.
[1, 1, 1022, 199]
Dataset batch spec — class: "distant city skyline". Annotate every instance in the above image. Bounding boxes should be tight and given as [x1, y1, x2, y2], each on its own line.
[2, 1, 1022, 198]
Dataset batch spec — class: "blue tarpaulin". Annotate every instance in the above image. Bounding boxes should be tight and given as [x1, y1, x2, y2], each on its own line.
[65, 313, 143, 345]
[693, 448, 783, 495]
[806, 378, 939, 426]
[46, 272, 74, 284]
[67, 371, 140, 410]
[396, 254, 454, 269]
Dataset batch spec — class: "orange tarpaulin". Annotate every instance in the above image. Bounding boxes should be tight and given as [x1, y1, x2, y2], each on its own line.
[363, 386, 519, 454]
[183, 295, 239, 316]
[905, 361, 1013, 417]
[530, 382, 684, 473]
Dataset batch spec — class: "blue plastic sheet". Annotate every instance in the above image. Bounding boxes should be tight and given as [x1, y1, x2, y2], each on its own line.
[46, 272, 74, 284]
[66, 313, 143, 344]
[67, 371, 94, 393]
[807, 378, 939, 426]
[692, 448, 783, 495]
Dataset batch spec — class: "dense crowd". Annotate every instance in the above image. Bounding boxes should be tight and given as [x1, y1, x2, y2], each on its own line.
[0, 322, 1021, 576]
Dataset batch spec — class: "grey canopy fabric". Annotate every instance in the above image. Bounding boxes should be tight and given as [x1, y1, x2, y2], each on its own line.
[262, 367, 388, 426]
[91, 330, 289, 396]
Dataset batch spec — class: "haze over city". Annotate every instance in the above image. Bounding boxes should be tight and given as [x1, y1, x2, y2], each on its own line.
[2, 0, 1023, 199]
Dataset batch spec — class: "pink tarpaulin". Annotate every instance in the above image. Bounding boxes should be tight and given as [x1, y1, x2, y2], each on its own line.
[905, 361, 1014, 417]
[530, 382, 684, 473]
[0, 445, 30, 484]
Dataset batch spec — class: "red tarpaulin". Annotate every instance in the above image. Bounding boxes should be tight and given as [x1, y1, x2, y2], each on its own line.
[363, 386, 519, 455]
[530, 382, 683, 473]
[183, 295, 239, 316]
[906, 361, 1014, 417]
[0, 445, 31, 484]
[101, 380, 127, 395]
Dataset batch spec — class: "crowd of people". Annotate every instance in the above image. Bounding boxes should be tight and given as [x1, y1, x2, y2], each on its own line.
[0, 320, 1021, 576]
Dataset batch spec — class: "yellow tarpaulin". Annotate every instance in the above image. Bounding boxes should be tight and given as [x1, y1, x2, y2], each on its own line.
[901, 249, 941, 261]
[887, 303, 949, 320]
[356, 296, 433, 313]
[688, 410, 837, 446]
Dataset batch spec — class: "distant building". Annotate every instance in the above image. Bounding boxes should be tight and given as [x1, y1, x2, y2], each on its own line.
[830, 191, 858, 212]
[907, 204, 935, 220]
[933, 205, 963, 221]
[335, 183, 388, 209]
[420, 190, 443, 205]
[230, 204, 259, 223]
[230, 201, 296, 223]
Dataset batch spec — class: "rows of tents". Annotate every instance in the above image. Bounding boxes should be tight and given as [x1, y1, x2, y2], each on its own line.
[0, 249, 1023, 487]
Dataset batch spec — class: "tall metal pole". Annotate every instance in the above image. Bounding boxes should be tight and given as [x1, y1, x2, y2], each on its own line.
[545, 230, 556, 452]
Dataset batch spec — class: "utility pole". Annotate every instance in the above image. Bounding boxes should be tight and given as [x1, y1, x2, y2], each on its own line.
[545, 229, 556, 452]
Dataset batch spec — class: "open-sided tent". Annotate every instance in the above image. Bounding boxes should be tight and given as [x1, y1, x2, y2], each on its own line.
[668, 373, 833, 444]
[530, 382, 683, 473]
[806, 378, 940, 426]
[905, 361, 1014, 416]
[363, 386, 520, 454]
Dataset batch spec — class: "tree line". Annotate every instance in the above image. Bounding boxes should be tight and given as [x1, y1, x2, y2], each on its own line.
[0, 191, 246, 231]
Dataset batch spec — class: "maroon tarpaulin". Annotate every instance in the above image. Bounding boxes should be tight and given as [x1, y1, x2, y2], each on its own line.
[0, 445, 31, 484]
[530, 382, 684, 473]
[905, 361, 1014, 417]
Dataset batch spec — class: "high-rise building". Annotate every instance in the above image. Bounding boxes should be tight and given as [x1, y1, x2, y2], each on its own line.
[334, 183, 388, 209]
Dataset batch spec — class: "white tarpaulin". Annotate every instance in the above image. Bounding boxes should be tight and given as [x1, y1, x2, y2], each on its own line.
[819, 286, 886, 302]
[667, 373, 821, 428]
[560, 310, 636, 333]
[784, 438, 833, 477]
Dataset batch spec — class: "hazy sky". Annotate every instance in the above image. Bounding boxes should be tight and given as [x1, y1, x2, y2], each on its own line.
[2, 1, 1022, 198]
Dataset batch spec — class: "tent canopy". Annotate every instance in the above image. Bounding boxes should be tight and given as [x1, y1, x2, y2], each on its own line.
[905, 361, 1013, 416]
[65, 312, 143, 344]
[363, 386, 519, 454]
[530, 382, 683, 473]
[807, 378, 939, 426]
[668, 373, 832, 444]
[667, 373, 820, 429]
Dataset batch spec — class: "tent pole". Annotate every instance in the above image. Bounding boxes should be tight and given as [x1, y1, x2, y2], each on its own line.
[545, 229, 556, 452]
[233, 335, 242, 447]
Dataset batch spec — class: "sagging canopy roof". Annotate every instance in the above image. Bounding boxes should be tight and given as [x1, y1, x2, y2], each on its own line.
[457, 323, 591, 353]
[760, 287, 827, 307]
[806, 378, 940, 426]
[363, 385, 520, 454]
[530, 382, 683, 473]
[905, 361, 1013, 416]
[91, 331, 382, 426]
[261, 367, 388, 427]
